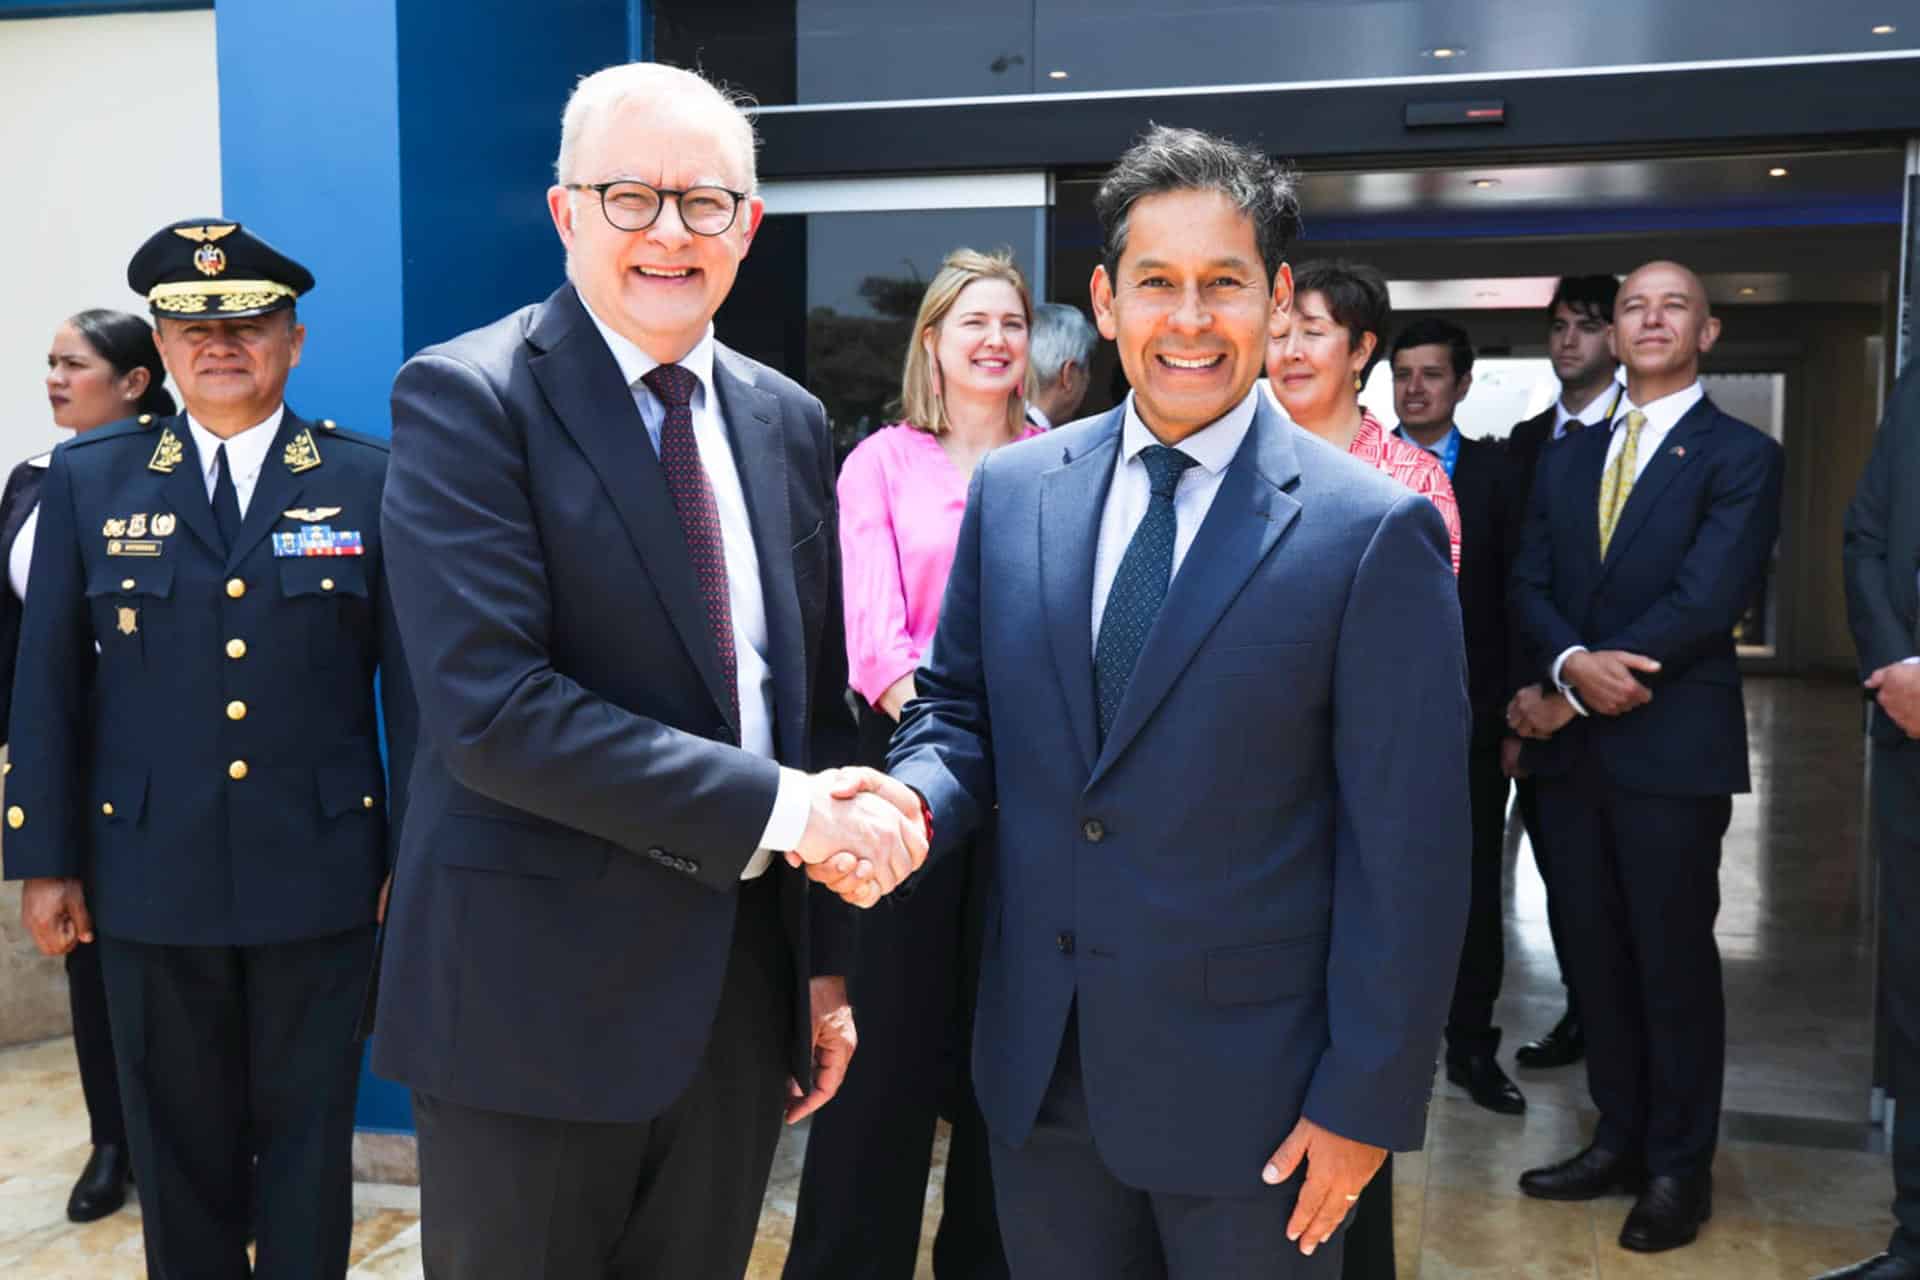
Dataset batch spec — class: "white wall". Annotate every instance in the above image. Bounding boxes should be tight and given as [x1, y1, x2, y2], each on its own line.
[0, 10, 220, 463]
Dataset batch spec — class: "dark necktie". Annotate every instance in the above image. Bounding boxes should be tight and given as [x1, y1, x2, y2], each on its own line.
[640, 363, 740, 738]
[211, 443, 242, 551]
[1094, 444, 1197, 741]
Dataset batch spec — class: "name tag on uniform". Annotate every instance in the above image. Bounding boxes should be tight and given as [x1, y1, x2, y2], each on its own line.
[106, 539, 163, 557]
[272, 525, 365, 557]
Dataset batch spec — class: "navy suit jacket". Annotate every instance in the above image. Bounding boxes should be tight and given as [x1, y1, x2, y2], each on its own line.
[1, 410, 413, 945]
[371, 284, 858, 1124]
[1510, 395, 1784, 795]
[888, 394, 1471, 1197]
[1844, 360, 1920, 750]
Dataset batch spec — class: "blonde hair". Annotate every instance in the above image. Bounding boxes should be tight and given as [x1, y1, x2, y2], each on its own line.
[555, 62, 759, 191]
[899, 248, 1036, 436]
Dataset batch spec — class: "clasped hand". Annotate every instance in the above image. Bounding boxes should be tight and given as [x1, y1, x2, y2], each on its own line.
[1867, 661, 1920, 739]
[1561, 649, 1661, 717]
[784, 768, 928, 908]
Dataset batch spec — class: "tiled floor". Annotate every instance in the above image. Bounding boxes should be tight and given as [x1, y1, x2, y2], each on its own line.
[0, 676, 1899, 1278]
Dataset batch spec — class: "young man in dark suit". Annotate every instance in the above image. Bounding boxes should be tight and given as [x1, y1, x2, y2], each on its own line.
[1389, 318, 1527, 1117]
[1510, 261, 1784, 1254]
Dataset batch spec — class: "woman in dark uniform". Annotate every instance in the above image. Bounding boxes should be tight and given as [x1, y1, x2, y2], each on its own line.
[4, 308, 172, 1221]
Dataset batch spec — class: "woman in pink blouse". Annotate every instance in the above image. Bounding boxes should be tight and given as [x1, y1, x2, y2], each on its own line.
[1267, 258, 1462, 577]
[785, 249, 1041, 1280]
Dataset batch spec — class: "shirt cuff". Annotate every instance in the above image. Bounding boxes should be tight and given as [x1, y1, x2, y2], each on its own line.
[756, 767, 812, 856]
[1904, 656, 1920, 665]
[1551, 646, 1590, 717]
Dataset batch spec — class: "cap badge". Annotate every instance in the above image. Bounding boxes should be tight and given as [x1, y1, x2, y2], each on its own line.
[283, 428, 323, 475]
[148, 428, 184, 474]
[193, 243, 227, 277]
[172, 224, 238, 244]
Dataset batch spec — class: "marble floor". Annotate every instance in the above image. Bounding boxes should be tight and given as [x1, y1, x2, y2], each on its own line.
[0, 676, 1899, 1278]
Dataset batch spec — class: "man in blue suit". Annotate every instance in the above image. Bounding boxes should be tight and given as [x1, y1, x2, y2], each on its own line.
[1509, 261, 1784, 1253]
[873, 126, 1471, 1278]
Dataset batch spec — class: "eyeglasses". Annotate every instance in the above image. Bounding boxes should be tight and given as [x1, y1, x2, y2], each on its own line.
[563, 179, 748, 236]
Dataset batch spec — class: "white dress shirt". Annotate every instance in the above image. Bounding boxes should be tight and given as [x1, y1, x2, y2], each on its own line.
[1551, 380, 1706, 712]
[187, 405, 285, 516]
[1091, 387, 1259, 643]
[1026, 404, 1053, 431]
[582, 307, 807, 875]
[1552, 377, 1625, 441]
[7, 455, 50, 602]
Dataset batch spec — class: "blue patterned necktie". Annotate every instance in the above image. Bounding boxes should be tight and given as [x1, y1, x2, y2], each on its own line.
[1095, 444, 1197, 741]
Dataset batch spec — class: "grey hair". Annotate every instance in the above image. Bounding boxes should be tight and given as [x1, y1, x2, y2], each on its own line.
[1095, 124, 1301, 284]
[1029, 303, 1098, 384]
[554, 62, 760, 191]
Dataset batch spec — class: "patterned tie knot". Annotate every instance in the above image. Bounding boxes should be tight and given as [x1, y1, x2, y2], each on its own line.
[1621, 409, 1647, 435]
[1139, 445, 1197, 500]
[641, 363, 698, 409]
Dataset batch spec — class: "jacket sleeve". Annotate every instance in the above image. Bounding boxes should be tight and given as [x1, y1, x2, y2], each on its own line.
[1303, 493, 1471, 1150]
[1844, 365, 1920, 678]
[383, 351, 781, 894]
[374, 529, 418, 877]
[1594, 433, 1785, 668]
[1, 455, 93, 881]
[0, 459, 37, 742]
[1508, 444, 1587, 680]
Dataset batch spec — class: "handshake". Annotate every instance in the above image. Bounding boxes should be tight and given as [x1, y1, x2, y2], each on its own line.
[784, 768, 931, 908]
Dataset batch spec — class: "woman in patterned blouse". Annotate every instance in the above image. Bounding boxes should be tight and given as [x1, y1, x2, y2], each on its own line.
[1267, 259, 1462, 576]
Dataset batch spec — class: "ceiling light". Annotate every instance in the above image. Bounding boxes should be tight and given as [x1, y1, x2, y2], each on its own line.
[1738, 286, 1758, 296]
[1048, 69, 1069, 79]
[1471, 178, 1501, 189]
[1768, 166, 1789, 177]
[1872, 24, 1897, 34]
[1424, 46, 1464, 58]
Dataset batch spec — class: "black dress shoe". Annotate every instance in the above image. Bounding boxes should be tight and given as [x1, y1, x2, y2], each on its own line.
[66, 1143, 131, 1223]
[1446, 1052, 1527, 1115]
[1519, 1143, 1646, 1201]
[1619, 1172, 1712, 1252]
[1813, 1254, 1920, 1279]
[1515, 1009, 1584, 1069]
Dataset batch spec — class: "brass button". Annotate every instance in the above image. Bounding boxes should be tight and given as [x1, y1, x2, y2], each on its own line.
[120, 578, 135, 591]
[228, 760, 248, 781]
[6, 805, 22, 829]
[320, 418, 337, 430]
[226, 638, 247, 660]
[362, 795, 375, 810]
[101, 803, 114, 817]
[137, 414, 154, 426]
[321, 578, 335, 592]
[226, 700, 247, 721]
[226, 578, 246, 599]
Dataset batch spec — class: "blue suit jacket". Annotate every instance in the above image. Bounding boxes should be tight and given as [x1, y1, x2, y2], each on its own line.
[371, 285, 858, 1124]
[888, 395, 1471, 1197]
[1, 410, 413, 945]
[1510, 395, 1784, 795]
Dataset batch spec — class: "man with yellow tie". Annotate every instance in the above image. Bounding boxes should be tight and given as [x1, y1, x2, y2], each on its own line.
[1506, 260, 1784, 1255]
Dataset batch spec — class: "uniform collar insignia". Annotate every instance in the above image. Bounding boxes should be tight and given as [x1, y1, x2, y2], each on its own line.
[148, 427, 184, 473]
[283, 428, 323, 474]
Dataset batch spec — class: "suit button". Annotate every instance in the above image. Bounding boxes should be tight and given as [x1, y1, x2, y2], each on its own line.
[1056, 931, 1075, 954]
[228, 760, 248, 781]
[226, 578, 246, 599]
[1082, 819, 1105, 843]
[226, 700, 247, 721]
[6, 805, 22, 829]
[226, 638, 247, 660]
[100, 803, 114, 817]
[120, 578, 135, 591]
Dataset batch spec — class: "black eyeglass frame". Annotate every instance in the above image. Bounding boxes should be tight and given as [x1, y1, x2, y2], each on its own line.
[562, 179, 751, 236]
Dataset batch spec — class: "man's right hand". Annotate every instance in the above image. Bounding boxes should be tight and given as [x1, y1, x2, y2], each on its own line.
[1867, 661, 1920, 739]
[1562, 649, 1661, 716]
[786, 769, 928, 908]
[20, 877, 93, 956]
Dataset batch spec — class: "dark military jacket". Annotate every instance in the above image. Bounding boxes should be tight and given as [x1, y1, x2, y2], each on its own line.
[0, 407, 415, 946]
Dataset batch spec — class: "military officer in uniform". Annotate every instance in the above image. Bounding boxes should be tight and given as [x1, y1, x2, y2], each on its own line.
[2, 219, 414, 1279]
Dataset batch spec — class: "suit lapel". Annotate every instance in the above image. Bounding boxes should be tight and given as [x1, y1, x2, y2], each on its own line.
[1091, 397, 1301, 787]
[527, 285, 735, 731]
[225, 411, 309, 571]
[1038, 415, 1121, 776]
[1598, 398, 1715, 578]
[151, 414, 224, 560]
[714, 346, 799, 756]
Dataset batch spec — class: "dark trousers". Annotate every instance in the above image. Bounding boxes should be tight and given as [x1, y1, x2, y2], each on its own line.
[1515, 777, 1579, 1019]
[1445, 731, 1511, 1059]
[1338, 1155, 1392, 1280]
[785, 845, 1007, 1279]
[991, 1010, 1341, 1280]
[1535, 769, 1731, 1176]
[66, 939, 125, 1146]
[99, 927, 373, 1280]
[1874, 744, 1920, 1262]
[415, 873, 793, 1280]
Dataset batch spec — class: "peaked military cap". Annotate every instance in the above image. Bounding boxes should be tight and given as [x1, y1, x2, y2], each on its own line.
[127, 219, 315, 320]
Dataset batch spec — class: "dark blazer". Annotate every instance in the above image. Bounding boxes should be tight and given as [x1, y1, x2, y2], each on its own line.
[0, 410, 414, 945]
[887, 395, 1471, 1196]
[1844, 360, 1920, 749]
[1510, 394, 1784, 796]
[0, 454, 49, 737]
[1450, 434, 1523, 734]
[371, 283, 858, 1125]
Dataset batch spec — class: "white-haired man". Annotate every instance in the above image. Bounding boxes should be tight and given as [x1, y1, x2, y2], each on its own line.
[371, 62, 925, 1277]
[1026, 300, 1098, 429]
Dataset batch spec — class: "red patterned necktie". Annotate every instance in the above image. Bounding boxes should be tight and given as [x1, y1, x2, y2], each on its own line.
[641, 363, 740, 738]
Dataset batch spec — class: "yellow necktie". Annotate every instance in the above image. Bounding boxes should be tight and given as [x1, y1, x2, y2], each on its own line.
[1597, 410, 1646, 557]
